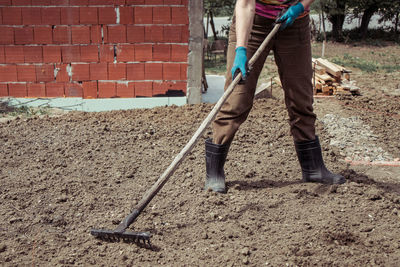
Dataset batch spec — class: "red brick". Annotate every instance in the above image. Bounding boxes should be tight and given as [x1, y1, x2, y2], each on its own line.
[21, 7, 41, 25]
[171, 44, 188, 62]
[108, 25, 126, 43]
[83, 81, 97, 99]
[8, 83, 27, 97]
[164, 81, 186, 94]
[55, 63, 69, 82]
[31, 0, 51, 5]
[119, 6, 133, 24]
[11, 0, 31, 5]
[98, 81, 115, 98]
[134, 44, 152, 62]
[61, 7, 79, 25]
[0, 0, 11, 5]
[144, 63, 162, 80]
[98, 7, 116, 24]
[34, 26, 53, 44]
[17, 65, 36, 82]
[180, 63, 187, 80]
[89, 62, 107, 80]
[108, 63, 126, 80]
[126, 0, 144, 4]
[116, 44, 134, 62]
[80, 7, 98, 24]
[145, 0, 163, 4]
[61, 45, 80, 62]
[88, 0, 113, 4]
[163, 63, 180, 80]
[152, 82, 166, 96]
[90, 25, 102, 43]
[171, 7, 188, 24]
[36, 64, 54, 82]
[2, 7, 22, 25]
[24, 46, 42, 63]
[46, 82, 64, 97]
[144, 25, 163, 42]
[0, 65, 17, 82]
[0, 27, 14, 45]
[116, 82, 134, 98]
[80, 45, 99, 62]
[15, 27, 34, 45]
[65, 82, 83, 97]
[114, 0, 125, 5]
[153, 6, 170, 24]
[27, 83, 46, 97]
[41, 7, 61, 25]
[164, 26, 181, 43]
[181, 25, 189, 42]
[5, 46, 24, 63]
[43, 46, 61, 63]
[70, 0, 88, 5]
[71, 26, 90, 44]
[153, 44, 170, 61]
[164, 0, 180, 4]
[51, 0, 68, 5]
[99, 44, 113, 62]
[0, 46, 5, 63]
[53, 26, 72, 44]
[71, 63, 89, 81]
[126, 63, 144, 80]
[127, 25, 144, 43]
[102, 25, 108, 43]
[134, 6, 152, 24]
[0, 84, 8, 97]
[134, 81, 152, 97]
[181, 0, 188, 6]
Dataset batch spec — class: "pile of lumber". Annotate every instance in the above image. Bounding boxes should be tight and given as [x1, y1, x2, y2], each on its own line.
[311, 58, 360, 96]
[274, 58, 360, 96]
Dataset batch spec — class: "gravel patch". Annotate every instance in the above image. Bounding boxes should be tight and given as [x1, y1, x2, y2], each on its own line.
[321, 114, 395, 162]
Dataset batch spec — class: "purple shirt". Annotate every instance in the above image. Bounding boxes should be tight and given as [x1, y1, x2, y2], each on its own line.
[256, 0, 309, 20]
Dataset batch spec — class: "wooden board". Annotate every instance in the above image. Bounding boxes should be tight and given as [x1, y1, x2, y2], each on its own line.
[315, 58, 342, 78]
[315, 72, 334, 82]
[313, 64, 326, 75]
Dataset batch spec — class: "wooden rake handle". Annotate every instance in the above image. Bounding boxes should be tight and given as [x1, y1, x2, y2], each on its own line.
[116, 23, 281, 232]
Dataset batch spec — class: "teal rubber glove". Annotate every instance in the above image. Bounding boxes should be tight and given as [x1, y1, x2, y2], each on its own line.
[278, 2, 304, 30]
[231, 46, 248, 83]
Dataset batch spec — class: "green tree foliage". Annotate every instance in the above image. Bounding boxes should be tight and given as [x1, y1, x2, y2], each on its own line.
[204, 0, 236, 17]
[204, 0, 236, 39]
[313, 0, 399, 41]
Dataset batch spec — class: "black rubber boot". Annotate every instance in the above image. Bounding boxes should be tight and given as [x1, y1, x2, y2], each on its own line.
[205, 138, 231, 193]
[295, 136, 345, 184]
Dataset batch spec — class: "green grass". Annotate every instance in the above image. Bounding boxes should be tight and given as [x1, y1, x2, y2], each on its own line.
[331, 53, 400, 73]
[204, 55, 227, 75]
[0, 102, 50, 117]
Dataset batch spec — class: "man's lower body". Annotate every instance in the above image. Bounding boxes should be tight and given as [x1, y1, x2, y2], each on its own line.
[204, 14, 345, 193]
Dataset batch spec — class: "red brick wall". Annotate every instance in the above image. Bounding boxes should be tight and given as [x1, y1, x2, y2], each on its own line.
[0, 0, 189, 98]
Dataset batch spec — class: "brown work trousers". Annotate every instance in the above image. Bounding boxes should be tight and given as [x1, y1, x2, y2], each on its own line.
[212, 14, 316, 145]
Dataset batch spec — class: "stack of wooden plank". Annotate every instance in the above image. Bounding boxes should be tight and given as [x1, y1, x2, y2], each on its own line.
[311, 58, 360, 96]
[274, 58, 360, 96]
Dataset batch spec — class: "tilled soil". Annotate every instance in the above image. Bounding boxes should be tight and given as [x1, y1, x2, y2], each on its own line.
[1, 84, 400, 266]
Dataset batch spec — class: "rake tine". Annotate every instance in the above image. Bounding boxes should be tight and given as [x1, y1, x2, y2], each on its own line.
[91, 228, 152, 247]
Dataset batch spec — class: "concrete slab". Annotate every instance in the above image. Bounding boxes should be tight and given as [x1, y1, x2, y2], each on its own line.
[202, 74, 225, 104]
[1, 97, 187, 112]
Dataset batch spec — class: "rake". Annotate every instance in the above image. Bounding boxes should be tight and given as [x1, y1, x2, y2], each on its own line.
[90, 22, 282, 246]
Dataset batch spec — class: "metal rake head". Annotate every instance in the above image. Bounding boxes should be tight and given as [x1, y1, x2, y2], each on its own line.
[91, 229, 152, 246]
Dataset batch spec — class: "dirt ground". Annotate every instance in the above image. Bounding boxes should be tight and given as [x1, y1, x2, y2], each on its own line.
[1, 42, 400, 266]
